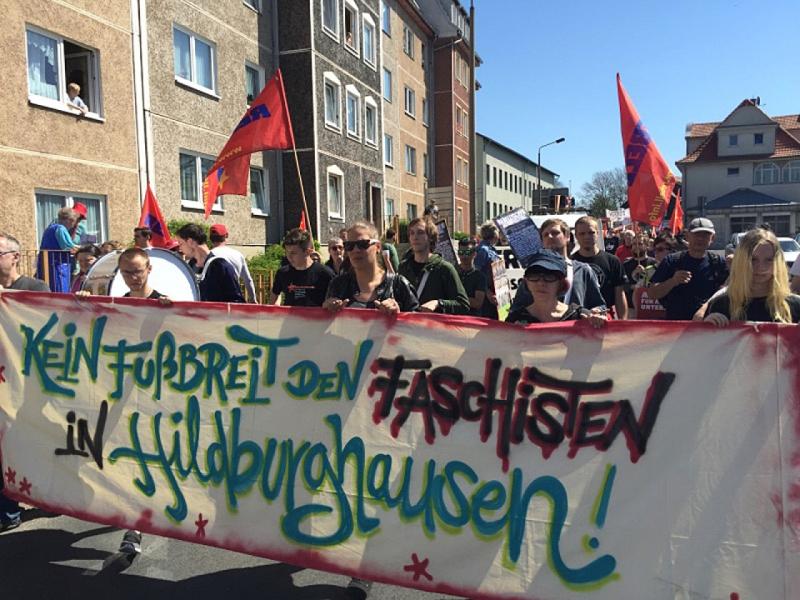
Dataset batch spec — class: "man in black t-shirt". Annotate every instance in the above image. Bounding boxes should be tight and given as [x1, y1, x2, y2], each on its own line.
[117, 248, 170, 303]
[572, 216, 628, 319]
[269, 228, 334, 307]
[456, 237, 488, 316]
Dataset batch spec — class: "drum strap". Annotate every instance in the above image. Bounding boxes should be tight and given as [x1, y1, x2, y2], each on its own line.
[200, 254, 221, 281]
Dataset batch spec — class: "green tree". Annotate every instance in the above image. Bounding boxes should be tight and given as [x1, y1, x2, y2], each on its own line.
[580, 167, 627, 218]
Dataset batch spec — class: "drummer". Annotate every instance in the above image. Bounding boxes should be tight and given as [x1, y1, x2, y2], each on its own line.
[76, 248, 171, 305]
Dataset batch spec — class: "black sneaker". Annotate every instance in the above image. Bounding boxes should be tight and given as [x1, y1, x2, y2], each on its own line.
[0, 514, 21, 533]
[344, 577, 372, 600]
[118, 530, 142, 555]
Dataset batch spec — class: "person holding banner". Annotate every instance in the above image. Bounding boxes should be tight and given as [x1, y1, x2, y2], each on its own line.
[506, 250, 606, 327]
[704, 228, 800, 326]
[573, 216, 628, 319]
[398, 217, 469, 314]
[510, 218, 605, 313]
[323, 222, 417, 315]
[269, 228, 334, 307]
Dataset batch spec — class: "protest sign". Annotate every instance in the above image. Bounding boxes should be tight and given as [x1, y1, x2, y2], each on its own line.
[494, 209, 542, 268]
[435, 219, 458, 266]
[1, 291, 799, 599]
[633, 286, 666, 320]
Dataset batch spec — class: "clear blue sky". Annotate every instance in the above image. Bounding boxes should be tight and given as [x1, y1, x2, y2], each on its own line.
[475, 0, 800, 198]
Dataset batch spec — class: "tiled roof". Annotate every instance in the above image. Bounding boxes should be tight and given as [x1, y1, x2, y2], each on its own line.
[687, 115, 800, 139]
[705, 187, 798, 210]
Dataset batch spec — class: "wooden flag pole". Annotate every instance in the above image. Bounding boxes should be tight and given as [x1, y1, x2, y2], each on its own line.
[291, 144, 314, 248]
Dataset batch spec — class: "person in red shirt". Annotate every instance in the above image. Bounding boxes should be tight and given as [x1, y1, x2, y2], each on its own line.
[614, 230, 635, 261]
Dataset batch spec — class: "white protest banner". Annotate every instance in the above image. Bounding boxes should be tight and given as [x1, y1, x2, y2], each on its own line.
[1, 291, 799, 599]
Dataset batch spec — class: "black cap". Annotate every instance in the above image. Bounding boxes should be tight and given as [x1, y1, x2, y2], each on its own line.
[524, 249, 567, 277]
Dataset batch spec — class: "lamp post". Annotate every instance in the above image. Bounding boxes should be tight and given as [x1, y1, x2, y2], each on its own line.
[536, 137, 565, 213]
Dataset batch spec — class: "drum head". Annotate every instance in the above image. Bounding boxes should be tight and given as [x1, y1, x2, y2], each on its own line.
[83, 249, 199, 301]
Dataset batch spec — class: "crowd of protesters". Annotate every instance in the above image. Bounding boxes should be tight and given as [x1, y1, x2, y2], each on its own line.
[4, 209, 800, 600]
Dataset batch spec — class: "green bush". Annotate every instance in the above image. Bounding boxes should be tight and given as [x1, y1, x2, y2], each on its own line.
[247, 243, 285, 273]
[167, 219, 209, 238]
[452, 231, 469, 242]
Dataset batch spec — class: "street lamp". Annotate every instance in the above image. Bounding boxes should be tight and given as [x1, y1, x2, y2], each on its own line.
[536, 137, 565, 213]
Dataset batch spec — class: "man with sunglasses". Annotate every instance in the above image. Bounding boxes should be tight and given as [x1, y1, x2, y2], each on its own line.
[269, 228, 334, 307]
[456, 237, 488, 316]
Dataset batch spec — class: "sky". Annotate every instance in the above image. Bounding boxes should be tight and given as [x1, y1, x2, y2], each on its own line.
[474, 0, 800, 199]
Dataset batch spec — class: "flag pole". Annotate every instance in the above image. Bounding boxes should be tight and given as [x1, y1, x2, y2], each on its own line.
[291, 145, 314, 247]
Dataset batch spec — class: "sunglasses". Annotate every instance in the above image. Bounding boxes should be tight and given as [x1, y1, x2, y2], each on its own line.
[344, 239, 379, 251]
[457, 248, 474, 255]
[525, 273, 563, 283]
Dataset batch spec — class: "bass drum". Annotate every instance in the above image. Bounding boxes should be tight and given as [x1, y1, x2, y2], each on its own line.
[82, 248, 200, 301]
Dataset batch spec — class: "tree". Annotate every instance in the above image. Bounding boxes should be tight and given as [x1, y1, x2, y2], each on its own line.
[580, 167, 627, 218]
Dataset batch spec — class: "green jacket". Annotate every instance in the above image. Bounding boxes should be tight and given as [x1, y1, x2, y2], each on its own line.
[399, 253, 470, 315]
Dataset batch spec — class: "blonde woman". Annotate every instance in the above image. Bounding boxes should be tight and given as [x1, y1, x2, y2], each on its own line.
[704, 228, 800, 326]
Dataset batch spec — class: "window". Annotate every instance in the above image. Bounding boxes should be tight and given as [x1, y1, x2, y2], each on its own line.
[486, 165, 490, 181]
[422, 97, 429, 126]
[173, 25, 216, 94]
[384, 134, 393, 166]
[362, 14, 376, 67]
[403, 26, 414, 58]
[344, 0, 359, 54]
[382, 68, 392, 102]
[323, 72, 341, 129]
[423, 153, 429, 179]
[179, 151, 218, 209]
[245, 62, 263, 105]
[322, 0, 339, 38]
[35, 191, 108, 244]
[455, 105, 464, 134]
[727, 167, 740, 176]
[346, 85, 361, 138]
[764, 214, 791, 237]
[381, 1, 391, 34]
[730, 216, 756, 234]
[404, 86, 416, 117]
[728, 134, 738, 147]
[462, 109, 469, 137]
[421, 43, 427, 70]
[783, 161, 800, 183]
[26, 26, 102, 116]
[754, 162, 780, 185]
[385, 197, 395, 221]
[364, 97, 377, 146]
[327, 165, 344, 219]
[493, 166, 497, 187]
[250, 167, 268, 214]
[405, 145, 417, 175]
[456, 208, 464, 234]
[406, 203, 417, 221]
[754, 133, 764, 145]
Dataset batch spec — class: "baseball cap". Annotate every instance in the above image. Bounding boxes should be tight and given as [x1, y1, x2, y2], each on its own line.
[688, 218, 715, 234]
[210, 224, 229, 237]
[524, 249, 567, 277]
[73, 202, 88, 219]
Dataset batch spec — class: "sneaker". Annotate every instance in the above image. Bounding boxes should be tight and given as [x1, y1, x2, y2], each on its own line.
[0, 513, 21, 533]
[344, 577, 372, 600]
[118, 529, 142, 555]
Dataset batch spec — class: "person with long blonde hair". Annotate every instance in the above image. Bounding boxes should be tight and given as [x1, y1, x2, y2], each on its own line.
[704, 228, 800, 326]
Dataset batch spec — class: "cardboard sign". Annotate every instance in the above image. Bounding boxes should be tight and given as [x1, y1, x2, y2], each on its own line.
[494, 209, 542, 268]
[2, 291, 800, 599]
[434, 219, 458, 266]
[633, 286, 666, 320]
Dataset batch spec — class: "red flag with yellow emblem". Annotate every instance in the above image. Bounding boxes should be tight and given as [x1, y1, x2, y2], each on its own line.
[203, 155, 251, 217]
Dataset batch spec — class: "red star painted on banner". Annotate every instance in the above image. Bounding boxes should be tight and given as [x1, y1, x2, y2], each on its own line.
[19, 477, 32, 495]
[4, 467, 15, 485]
[0, 365, 6, 383]
[730, 594, 740, 600]
[195, 513, 209, 538]
[403, 553, 433, 582]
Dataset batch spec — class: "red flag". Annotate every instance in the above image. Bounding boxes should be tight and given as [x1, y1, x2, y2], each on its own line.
[299, 210, 307, 231]
[670, 189, 684, 235]
[617, 74, 676, 227]
[203, 155, 251, 217]
[138, 183, 172, 248]
[212, 69, 295, 170]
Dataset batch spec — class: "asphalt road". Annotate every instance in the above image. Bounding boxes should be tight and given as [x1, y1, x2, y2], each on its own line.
[1, 508, 460, 600]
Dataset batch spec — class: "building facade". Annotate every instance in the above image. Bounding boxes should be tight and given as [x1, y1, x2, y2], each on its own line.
[278, 0, 384, 243]
[379, 0, 434, 230]
[677, 99, 800, 241]
[475, 132, 558, 223]
[3, 0, 140, 256]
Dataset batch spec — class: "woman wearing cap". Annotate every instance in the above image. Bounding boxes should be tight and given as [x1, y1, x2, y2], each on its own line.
[506, 250, 606, 327]
[704, 228, 800, 326]
[323, 221, 418, 315]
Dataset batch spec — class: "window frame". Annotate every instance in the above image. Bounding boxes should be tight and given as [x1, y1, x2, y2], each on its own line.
[754, 132, 764, 145]
[244, 61, 265, 106]
[362, 13, 377, 68]
[25, 24, 104, 119]
[381, 1, 391, 35]
[402, 25, 414, 58]
[249, 166, 269, 216]
[364, 96, 378, 147]
[728, 134, 738, 147]
[404, 85, 416, 118]
[422, 97, 429, 127]
[405, 144, 417, 175]
[345, 84, 361, 140]
[384, 133, 394, 167]
[179, 150, 222, 211]
[34, 189, 108, 244]
[726, 167, 740, 176]
[783, 160, 800, 184]
[327, 164, 345, 221]
[382, 68, 392, 102]
[754, 162, 780, 185]
[323, 71, 342, 131]
[321, 0, 340, 41]
[343, 0, 360, 57]
[173, 24, 218, 96]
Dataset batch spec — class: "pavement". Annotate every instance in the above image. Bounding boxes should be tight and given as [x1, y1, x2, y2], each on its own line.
[0, 507, 460, 600]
